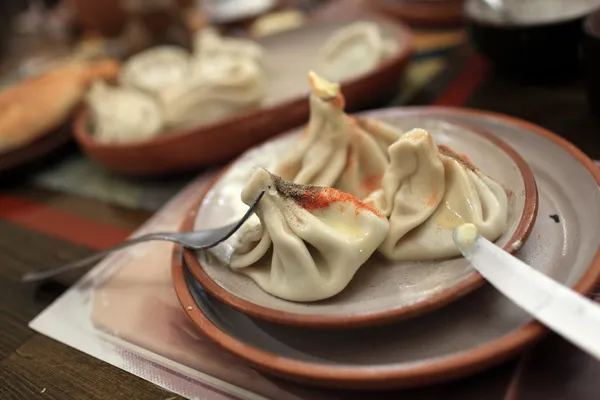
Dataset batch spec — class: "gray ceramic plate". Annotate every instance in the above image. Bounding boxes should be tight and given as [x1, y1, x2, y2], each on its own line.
[173, 107, 600, 390]
[182, 114, 537, 328]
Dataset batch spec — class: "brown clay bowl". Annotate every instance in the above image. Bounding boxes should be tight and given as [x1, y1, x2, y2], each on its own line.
[172, 107, 600, 390]
[73, 16, 414, 176]
[371, 0, 465, 26]
[179, 111, 538, 329]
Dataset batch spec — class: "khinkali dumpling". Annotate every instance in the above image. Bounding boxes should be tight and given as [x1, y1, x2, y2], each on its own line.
[275, 71, 399, 199]
[119, 46, 191, 97]
[316, 21, 397, 81]
[86, 81, 164, 143]
[230, 168, 390, 302]
[159, 58, 265, 129]
[366, 128, 508, 261]
[193, 26, 264, 68]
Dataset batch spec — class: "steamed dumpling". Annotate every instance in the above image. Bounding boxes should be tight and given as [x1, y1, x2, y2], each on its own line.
[366, 129, 508, 261]
[160, 58, 265, 129]
[316, 21, 397, 81]
[230, 168, 389, 302]
[193, 26, 264, 68]
[86, 81, 164, 144]
[275, 72, 399, 199]
[119, 46, 191, 97]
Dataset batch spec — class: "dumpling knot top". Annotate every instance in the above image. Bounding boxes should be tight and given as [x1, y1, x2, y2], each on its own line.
[365, 128, 509, 261]
[275, 71, 400, 200]
[230, 168, 390, 302]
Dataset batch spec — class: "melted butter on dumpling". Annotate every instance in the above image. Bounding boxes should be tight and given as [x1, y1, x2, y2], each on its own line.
[435, 145, 508, 238]
[230, 168, 389, 302]
[366, 128, 508, 261]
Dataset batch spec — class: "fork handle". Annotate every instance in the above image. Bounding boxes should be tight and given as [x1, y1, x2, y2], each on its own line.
[21, 233, 175, 282]
[22, 190, 265, 283]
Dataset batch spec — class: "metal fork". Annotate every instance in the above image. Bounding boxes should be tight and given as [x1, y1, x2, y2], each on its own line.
[21, 191, 265, 283]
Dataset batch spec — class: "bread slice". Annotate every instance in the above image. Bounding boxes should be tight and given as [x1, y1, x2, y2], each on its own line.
[0, 59, 120, 154]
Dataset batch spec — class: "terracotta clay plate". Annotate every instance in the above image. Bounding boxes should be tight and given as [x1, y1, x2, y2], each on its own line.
[0, 122, 72, 178]
[371, 0, 465, 26]
[173, 107, 600, 390]
[181, 112, 538, 328]
[73, 16, 414, 176]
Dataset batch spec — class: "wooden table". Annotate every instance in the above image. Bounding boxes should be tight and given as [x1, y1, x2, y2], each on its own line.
[0, 193, 164, 399]
[2, 1, 600, 399]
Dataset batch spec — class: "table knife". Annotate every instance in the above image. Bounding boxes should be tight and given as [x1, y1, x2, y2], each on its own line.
[453, 224, 600, 361]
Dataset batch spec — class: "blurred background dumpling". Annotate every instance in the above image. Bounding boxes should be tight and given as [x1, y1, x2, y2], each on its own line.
[86, 81, 164, 144]
[316, 21, 396, 81]
[119, 45, 192, 97]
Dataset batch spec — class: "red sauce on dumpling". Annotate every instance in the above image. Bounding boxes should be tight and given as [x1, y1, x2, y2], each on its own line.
[297, 187, 384, 218]
[438, 145, 478, 172]
[361, 175, 382, 194]
[271, 172, 384, 218]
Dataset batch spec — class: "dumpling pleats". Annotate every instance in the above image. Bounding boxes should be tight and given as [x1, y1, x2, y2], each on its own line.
[275, 72, 400, 199]
[230, 168, 389, 302]
[275, 88, 350, 186]
[367, 129, 508, 261]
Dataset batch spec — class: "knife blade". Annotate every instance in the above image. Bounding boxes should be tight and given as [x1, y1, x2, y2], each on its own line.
[453, 224, 600, 361]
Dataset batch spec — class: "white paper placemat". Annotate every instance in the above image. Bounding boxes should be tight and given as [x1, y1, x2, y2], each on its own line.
[28, 160, 600, 400]
[29, 172, 326, 400]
